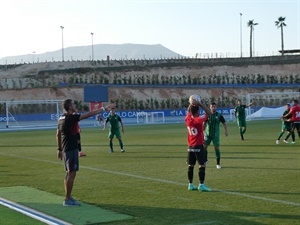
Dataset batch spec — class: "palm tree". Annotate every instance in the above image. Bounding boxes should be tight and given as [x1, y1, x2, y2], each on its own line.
[247, 20, 258, 57]
[275, 16, 287, 56]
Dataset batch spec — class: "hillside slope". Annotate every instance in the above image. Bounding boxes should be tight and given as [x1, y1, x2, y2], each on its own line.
[0, 44, 181, 64]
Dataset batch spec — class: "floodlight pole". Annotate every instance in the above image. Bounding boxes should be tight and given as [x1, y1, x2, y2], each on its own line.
[91, 32, 94, 61]
[60, 26, 64, 61]
[240, 13, 243, 57]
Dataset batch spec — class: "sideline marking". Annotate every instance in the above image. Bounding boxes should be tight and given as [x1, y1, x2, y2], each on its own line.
[1, 152, 300, 207]
[0, 197, 72, 225]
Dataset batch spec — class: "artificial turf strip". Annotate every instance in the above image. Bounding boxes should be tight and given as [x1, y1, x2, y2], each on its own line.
[0, 186, 133, 225]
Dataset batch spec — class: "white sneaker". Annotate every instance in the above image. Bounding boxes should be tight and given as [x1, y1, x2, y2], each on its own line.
[216, 165, 221, 169]
[283, 140, 289, 144]
[276, 140, 280, 144]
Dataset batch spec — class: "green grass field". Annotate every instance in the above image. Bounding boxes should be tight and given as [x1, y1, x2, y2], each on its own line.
[0, 120, 299, 225]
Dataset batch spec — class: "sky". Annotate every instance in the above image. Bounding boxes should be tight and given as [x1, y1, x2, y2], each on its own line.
[0, 0, 299, 59]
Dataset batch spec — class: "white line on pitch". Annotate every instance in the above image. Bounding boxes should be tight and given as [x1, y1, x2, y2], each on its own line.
[0, 197, 72, 225]
[1, 152, 300, 207]
[80, 165, 300, 207]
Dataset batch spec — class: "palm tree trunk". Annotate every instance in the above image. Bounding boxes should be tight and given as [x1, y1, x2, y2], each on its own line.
[250, 27, 253, 58]
[281, 26, 284, 56]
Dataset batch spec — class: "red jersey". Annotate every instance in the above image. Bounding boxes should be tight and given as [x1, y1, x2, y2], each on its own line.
[290, 105, 300, 122]
[185, 113, 207, 146]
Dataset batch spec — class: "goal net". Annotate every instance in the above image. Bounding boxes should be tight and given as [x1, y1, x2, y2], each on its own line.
[137, 111, 165, 124]
[0, 100, 63, 129]
[246, 92, 300, 121]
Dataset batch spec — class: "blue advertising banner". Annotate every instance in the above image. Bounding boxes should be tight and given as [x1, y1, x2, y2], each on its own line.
[0, 107, 260, 123]
[0, 113, 60, 122]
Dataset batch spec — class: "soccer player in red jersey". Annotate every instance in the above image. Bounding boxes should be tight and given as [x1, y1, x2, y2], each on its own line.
[185, 98, 212, 191]
[283, 99, 300, 144]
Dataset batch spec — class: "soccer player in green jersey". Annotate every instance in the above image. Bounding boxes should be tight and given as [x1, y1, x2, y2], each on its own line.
[234, 99, 254, 140]
[204, 102, 228, 169]
[276, 103, 292, 144]
[103, 108, 125, 153]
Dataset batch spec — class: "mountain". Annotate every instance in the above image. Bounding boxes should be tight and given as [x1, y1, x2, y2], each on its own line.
[0, 44, 183, 65]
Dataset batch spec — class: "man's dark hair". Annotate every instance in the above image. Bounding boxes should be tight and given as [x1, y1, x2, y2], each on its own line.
[292, 99, 298, 104]
[190, 105, 199, 115]
[211, 102, 216, 106]
[63, 99, 72, 112]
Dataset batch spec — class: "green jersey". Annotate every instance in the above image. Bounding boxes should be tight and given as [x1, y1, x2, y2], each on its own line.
[205, 112, 226, 138]
[282, 109, 292, 128]
[106, 114, 122, 131]
[234, 105, 247, 121]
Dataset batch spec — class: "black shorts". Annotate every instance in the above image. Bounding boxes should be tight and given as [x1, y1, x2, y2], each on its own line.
[292, 122, 300, 132]
[186, 145, 207, 166]
[63, 149, 79, 172]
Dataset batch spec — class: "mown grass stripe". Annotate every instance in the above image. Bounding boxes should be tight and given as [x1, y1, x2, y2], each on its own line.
[1, 152, 299, 208]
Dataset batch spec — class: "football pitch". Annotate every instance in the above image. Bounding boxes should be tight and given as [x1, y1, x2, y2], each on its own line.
[0, 120, 299, 225]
